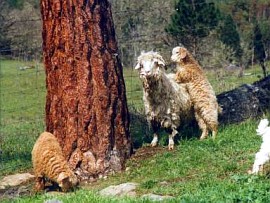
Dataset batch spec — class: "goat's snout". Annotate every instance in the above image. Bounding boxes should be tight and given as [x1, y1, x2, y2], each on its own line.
[139, 70, 151, 78]
[171, 54, 178, 62]
[144, 70, 151, 75]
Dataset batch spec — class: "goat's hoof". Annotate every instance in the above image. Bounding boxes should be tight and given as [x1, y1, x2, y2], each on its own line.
[199, 135, 207, 140]
[168, 145, 174, 150]
[150, 142, 158, 147]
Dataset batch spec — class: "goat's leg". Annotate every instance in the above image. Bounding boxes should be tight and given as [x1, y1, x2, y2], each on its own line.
[195, 112, 208, 140]
[168, 127, 178, 150]
[34, 176, 45, 191]
[151, 133, 158, 147]
[251, 152, 268, 174]
[211, 124, 218, 139]
[198, 107, 218, 139]
[150, 120, 160, 147]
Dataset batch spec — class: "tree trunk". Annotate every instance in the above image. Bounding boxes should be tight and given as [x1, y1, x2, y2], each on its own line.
[218, 75, 270, 124]
[41, 0, 132, 180]
[260, 61, 267, 78]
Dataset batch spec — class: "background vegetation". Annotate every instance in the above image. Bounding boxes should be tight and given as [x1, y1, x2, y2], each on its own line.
[0, 0, 269, 70]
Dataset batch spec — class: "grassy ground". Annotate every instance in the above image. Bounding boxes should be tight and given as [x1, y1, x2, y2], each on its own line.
[0, 59, 269, 202]
[4, 120, 270, 202]
[0, 60, 45, 175]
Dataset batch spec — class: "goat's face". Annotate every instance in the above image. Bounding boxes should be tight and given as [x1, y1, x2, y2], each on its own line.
[58, 172, 78, 192]
[135, 53, 165, 79]
[171, 46, 187, 63]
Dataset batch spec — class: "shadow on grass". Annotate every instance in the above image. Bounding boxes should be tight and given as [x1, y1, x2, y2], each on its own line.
[129, 107, 203, 149]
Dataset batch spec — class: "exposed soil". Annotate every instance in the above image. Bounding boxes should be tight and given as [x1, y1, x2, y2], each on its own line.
[131, 146, 167, 161]
[0, 180, 34, 201]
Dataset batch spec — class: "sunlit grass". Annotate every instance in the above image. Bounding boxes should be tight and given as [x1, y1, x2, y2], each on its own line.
[5, 120, 270, 202]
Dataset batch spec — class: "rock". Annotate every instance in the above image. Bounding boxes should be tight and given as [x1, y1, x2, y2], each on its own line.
[0, 173, 35, 190]
[142, 193, 175, 201]
[46, 191, 66, 196]
[44, 199, 63, 203]
[218, 75, 270, 124]
[99, 182, 138, 197]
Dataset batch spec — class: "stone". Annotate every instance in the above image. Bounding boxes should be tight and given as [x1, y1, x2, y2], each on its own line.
[99, 182, 138, 197]
[0, 173, 35, 190]
[142, 193, 175, 201]
[44, 199, 63, 203]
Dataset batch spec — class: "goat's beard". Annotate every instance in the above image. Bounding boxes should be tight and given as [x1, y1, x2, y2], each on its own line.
[142, 78, 150, 90]
[141, 75, 159, 91]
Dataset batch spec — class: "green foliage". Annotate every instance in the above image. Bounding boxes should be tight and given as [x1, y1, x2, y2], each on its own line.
[165, 0, 220, 54]
[259, 20, 270, 48]
[253, 22, 266, 63]
[253, 21, 267, 77]
[7, 0, 24, 9]
[200, 40, 236, 69]
[121, 16, 139, 38]
[219, 14, 242, 59]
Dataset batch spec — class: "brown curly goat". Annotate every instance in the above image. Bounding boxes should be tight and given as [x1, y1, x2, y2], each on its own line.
[171, 46, 220, 140]
[32, 132, 78, 192]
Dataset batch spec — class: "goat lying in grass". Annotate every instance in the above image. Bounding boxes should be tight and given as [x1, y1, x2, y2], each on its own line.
[135, 51, 193, 150]
[250, 119, 270, 174]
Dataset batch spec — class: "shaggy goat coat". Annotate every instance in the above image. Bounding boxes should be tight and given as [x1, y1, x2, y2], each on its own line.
[32, 132, 78, 192]
[135, 51, 192, 149]
[251, 119, 270, 174]
[171, 46, 219, 139]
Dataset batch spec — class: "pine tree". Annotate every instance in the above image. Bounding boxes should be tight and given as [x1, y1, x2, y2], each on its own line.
[41, 0, 132, 178]
[253, 22, 267, 77]
[165, 0, 220, 55]
[219, 14, 242, 59]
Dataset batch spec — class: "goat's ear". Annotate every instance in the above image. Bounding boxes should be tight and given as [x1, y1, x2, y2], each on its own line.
[57, 172, 68, 183]
[179, 48, 187, 59]
[134, 62, 141, 70]
[154, 58, 165, 67]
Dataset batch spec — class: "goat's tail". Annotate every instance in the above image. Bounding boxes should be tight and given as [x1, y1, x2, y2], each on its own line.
[218, 105, 223, 114]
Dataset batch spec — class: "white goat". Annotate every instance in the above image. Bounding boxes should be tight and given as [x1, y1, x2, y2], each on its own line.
[135, 51, 192, 150]
[250, 119, 270, 174]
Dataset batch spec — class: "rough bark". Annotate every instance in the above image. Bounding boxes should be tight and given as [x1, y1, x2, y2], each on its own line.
[218, 75, 270, 124]
[260, 61, 267, 78]
[41, 0, 132, 180]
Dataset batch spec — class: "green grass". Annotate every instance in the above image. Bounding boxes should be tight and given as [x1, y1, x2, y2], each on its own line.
[4, 120, 270, 202]
[0, 60, 45, 175]
[0, 59, 270, 202]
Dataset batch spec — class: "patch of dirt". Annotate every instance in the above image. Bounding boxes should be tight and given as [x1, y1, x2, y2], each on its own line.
[128, 146, 169, 168]
[0, 181, 34, 201]
[0, 178, 66, 201]
[131, 146, 167, 161]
